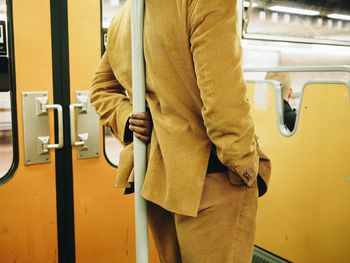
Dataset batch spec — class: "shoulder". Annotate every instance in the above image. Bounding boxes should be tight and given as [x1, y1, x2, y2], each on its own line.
[106, 1, 131, 55]
[187, 0, 237, 32]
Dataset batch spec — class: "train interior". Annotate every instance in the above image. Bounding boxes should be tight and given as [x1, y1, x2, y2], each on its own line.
[0, 0, 349, 262]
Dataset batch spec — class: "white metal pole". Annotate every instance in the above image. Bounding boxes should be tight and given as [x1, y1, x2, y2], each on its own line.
[131, 0, 148, 262]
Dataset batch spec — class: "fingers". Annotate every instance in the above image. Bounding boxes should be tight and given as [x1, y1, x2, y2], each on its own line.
[130, 112, 152, 121]
[129, 124, 151, 136]
[129, 111, 153, 144]
[129, 123, 151, 143]
[134, 133, 151, 144]
[129, 112, 153, 129]
[129, 118, 152, 129]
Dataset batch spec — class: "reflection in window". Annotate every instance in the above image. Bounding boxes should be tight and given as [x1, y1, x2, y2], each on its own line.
[102, 0, 127, 166]
[0, 0, 14, 179]
[0, 92, 12, 176]
[243, 0, 350, 45]
[102, 0, 127, 29]
[104, 127, 124, 166]
[242, 39, 350, 107]
[101, 0, 127, 53]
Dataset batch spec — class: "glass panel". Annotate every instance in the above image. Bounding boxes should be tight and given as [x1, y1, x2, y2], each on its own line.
[0, 0, 13, 179]
[244, 0, 350, 45]
[102, 0, 127, 29]
[104, 127, 124, 166]
[242, 39, 350, 111]
[102, 0, 127, 166]
[0, 92, 12, 176]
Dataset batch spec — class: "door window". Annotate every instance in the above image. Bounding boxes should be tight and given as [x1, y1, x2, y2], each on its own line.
[0, 0, 17, 182]
[102, 0, 127, 166]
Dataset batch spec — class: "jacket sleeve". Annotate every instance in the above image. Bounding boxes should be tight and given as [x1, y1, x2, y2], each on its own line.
[188, 0, 259, 185]
[90, 52, 133, 144]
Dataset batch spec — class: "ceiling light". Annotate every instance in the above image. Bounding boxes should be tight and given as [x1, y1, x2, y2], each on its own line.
[102, 17, 111, 29]
[327, 19, 333, 28]
[268, 6, 320, 16]
[259, 11, 266, 21]
[327, 13, 350, 21]
[337, 20, 343, 29]
[283, 14, 290, 23]
[110, 0, 120, 7]
[243, 1, 258, 8]
[271, 12, 278, 23]
[0, 3, 6, 12]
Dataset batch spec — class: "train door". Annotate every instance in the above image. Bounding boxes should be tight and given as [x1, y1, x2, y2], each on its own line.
[67, 1, 156, 262]
[0, 0, 59, 262]
[69, 0, 157, 262]
[1, 0, 158, 262]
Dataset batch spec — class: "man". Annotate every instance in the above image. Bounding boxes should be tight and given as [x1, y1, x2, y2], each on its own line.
[91, 0, 270, 262]
[266, 72, 297, 131]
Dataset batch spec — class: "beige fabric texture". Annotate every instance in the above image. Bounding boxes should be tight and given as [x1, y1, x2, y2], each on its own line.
[148, 172, 259, 263]
[90, 0, 264, 217]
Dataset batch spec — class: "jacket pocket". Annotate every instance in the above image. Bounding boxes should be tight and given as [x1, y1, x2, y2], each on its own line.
[256, 145, 272, 197]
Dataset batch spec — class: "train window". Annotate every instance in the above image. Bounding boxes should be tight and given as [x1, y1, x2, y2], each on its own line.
[242, 0, 350, 46]
[0, 0, 18, 183]
[242, 39, 350, 113]
[101, 0, 127, 167]
[104, 127, 124, 166]
[101, 0, 127, 54]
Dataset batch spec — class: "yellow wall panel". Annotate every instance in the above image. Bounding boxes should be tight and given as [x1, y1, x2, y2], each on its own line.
[248, 81, 350, 262]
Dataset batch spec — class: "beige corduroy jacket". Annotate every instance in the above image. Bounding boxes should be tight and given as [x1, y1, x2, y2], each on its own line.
[90, 0, 269, 217]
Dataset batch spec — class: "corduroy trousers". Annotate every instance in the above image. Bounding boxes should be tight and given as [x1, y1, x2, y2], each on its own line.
[148, 172, 259, 263]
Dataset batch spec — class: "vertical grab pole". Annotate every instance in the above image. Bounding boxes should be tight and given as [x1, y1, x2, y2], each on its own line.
[131, 0, 148, 263]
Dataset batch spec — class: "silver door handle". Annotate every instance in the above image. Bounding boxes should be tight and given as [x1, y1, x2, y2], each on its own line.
[22, 92, 64, 165]
[44, 104, 64, 149]
[69, 102, 87, 147]
[70, 91, 100, 159]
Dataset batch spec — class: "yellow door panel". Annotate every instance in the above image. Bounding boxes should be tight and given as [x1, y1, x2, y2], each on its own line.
[67, 1, 158, 261]
[0, 1, 58, 262]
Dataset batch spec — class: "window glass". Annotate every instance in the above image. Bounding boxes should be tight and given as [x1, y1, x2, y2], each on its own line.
[0, 92, 12, 176]
[243, 0, 350, 45]
[242, 39, 350, 111]
[0, 0, 15, 180]
[104, 127, 124, 166]
[102, 0, 127, 166]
